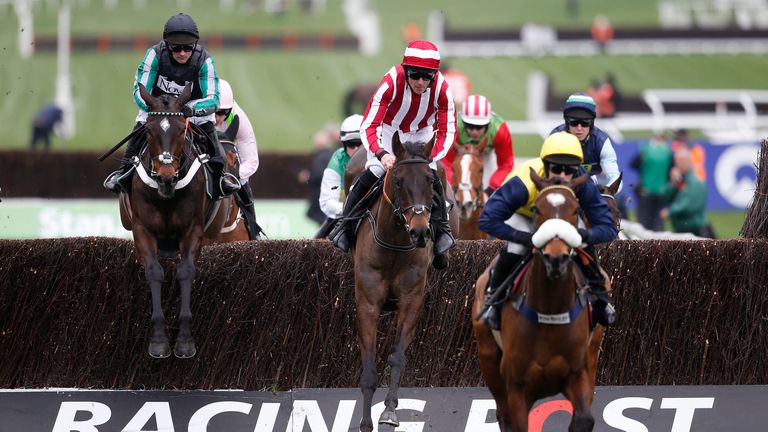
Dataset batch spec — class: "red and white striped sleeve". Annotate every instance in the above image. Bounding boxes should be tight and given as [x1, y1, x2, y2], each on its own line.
[430, 73, 456, 162]
[361, 67, 397, 158]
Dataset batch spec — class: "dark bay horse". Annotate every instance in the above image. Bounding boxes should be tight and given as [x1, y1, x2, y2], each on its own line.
[118, 83, 233, 358]
[471, 170, 605, 432]
[343, 140, 459, 236]
[351, 134, 442, 432]
[451, 139, 488, 240]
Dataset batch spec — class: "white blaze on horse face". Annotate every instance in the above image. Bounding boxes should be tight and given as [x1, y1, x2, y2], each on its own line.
[546, 192, 567, 208]
[532, 218, 582, 248]
[460, 154, 474, 204]
[160, 117, 170, 132]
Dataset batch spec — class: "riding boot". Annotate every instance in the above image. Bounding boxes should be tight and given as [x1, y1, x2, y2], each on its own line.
[430, 173, 456, 270]
[330, 169, 379, 252]
[199, 122, 241, 200]
[236, 180, 264, 240]
[577, 248, 617, 326]
[479, 250, 524, 330]
[104, 122, 145, 193]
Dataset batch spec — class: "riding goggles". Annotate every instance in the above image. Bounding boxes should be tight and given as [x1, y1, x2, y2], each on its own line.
[566, 117, 594, 128]
[548, 164, 579, 176]
[464, 123, 487, 131]
[406, 68, 436, 82]
[168, 42, 196, 53]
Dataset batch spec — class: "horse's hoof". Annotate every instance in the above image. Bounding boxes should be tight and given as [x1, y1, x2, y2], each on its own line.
[359, 420, 374, 432]
[173, 339, 197, 359]
[148, 340, 171, 359]
[378, 410, 399, 427]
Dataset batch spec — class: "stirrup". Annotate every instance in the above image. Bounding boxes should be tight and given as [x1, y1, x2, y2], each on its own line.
[220, 172, 241, 196]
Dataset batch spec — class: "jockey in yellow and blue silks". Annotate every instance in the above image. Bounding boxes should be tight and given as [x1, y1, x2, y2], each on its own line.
[104, 13, 240, 200]
[477, 132, 618, 330]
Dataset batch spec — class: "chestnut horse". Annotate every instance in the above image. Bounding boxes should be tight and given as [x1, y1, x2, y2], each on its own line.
[205, 119, 250, 244]
[118, 83, 233, 358]
[351, 133, 443, 432]
[471, 170, 605, 432]
[451, 139, 487, 239]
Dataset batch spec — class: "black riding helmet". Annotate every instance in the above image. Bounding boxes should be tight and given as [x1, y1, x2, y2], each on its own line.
[163, 13, 199, 45]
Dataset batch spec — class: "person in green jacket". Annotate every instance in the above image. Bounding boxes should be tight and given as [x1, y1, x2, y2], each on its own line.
[660, 147, 714, 238]
[631, 133, 673, 231]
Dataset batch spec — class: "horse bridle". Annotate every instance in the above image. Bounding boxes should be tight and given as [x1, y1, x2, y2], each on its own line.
[531, 185, 581, 255]
[368, 158, 433, 251]
[453, 152, 485, 212]
[142, 111, 193, 181]
[600, 192, 622, 233]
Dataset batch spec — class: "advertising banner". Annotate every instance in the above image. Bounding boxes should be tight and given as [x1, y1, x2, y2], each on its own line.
[0, 199, 319, 240]
[1, 386, 765, 432]
[614, 140, 759, 210]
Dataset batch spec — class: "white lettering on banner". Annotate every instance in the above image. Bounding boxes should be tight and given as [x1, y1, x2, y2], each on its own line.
[371, 399, 426, 432]
[464, 399, 500, 432]
[254, 403, 281, 432]
[603, 397, 715, 432]
[188, 401, 252, 432]
[603, 397, 654, 432]
[661, 398, 715, 432]
[287, 400, 355, 432]
[39, 208, 129, 238]
[714, 145, 758, 208]
[121, 402, 174, 432]
[51, 402, 112, 432]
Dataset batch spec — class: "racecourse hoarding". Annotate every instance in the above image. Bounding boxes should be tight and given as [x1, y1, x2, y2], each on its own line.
[1, 386, 764, 431]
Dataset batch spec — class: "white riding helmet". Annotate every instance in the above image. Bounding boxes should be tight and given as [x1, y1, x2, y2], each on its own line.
[461, 94, 492, 126]
[340, 114, 363, 143]
[218, 79, 234, 110]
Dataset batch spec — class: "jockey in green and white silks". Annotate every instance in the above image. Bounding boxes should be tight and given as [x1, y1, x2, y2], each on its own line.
[103, 12, 240, 200]
[319, 114, 365, 219]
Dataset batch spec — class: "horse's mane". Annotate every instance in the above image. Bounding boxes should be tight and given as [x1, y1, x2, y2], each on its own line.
[155, 94, 179, 112]
[401, 141, 430, 160]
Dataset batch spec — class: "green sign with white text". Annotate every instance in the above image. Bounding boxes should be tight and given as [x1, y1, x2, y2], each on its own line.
[0, 199, 320, 240]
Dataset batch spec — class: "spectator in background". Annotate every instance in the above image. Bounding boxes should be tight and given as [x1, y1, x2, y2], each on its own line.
[440, 62, 472, 107]
[591, 15, 614, 53]
[660, 147, 714, 238]
[671, 128, 707, 181]
[588, 73, 620, 118]
[30, 103, 63, 150]
[631, 132, 673, 231]
[299, 123, 338, 225]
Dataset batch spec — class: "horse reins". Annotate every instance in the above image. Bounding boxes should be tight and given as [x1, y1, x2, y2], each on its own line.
[368, 158, 432, 252]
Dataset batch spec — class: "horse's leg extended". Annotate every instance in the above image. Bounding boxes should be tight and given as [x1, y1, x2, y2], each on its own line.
[472, 320, 509, 428]
[380, 286, 425, 427]
[564, 370, 596, 432]
[134, 227, 170, 359]
[174, 232, 203, 358]
[356, 292, 381, 432]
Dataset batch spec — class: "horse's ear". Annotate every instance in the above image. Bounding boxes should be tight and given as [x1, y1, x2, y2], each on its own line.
[571, 173, 589, 191]
[392, 132, 405, 159]
[176, 82, 193, 109]
[476, 134, 489, 154]
[138, 84, 155, 109]
[530, 167, 547, 190]
[423, 134, 435, 161]
[224, 114, 240, 140]
[606, 172, 623, 196]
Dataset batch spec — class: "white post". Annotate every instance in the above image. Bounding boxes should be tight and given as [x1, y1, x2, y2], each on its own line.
[13, 0, 34, 59]
[56, 0, 76, 141]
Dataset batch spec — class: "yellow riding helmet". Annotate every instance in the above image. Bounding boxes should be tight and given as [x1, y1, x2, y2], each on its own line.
[540, 132, 584, 165]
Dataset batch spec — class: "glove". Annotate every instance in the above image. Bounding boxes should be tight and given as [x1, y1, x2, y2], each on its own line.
[516, 231, 533, 247]
[181, 104, 195, 118]
[578, 228, 592, 245]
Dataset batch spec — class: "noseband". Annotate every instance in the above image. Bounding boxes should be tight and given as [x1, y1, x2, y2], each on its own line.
[368, 158, 433, 251]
